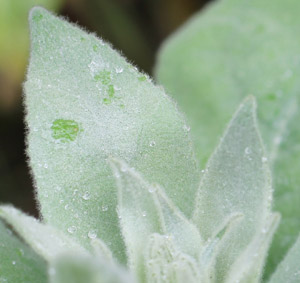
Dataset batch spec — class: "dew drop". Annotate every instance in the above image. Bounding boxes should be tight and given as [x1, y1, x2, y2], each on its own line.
[43, 163, 48, 169]
[82, 191, 91, 200]
[149, 141, 156, 147]
[183, 125, 191, 132]
[55, 186, 62, 192]
[120, 165, 127, 172]
[12, 261, 16, 265]
[142, 211, 147, 217]
[262, 156, 268, 163]
[148, 185, 157, 193]
[244, 147, 251, 155]
[88, 230, 97, 239]
[115, 67, 123, 74]
[64, 204, 69, 210]
[67, 226, 77, 234]
[102, 205, 108, 212]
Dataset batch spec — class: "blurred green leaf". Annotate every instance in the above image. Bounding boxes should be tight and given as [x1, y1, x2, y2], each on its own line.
[156, 0, 300, 277]
[269, 233, 300, 283]
[0, 0, 62, 76]
[50, 253, 135, 283]
[0, 219, 47, 283]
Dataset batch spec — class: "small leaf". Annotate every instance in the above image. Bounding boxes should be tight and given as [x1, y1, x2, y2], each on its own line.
[50, 253, 135, 283]
[225, 213, 280, 283]
[109, 158, 162, 280]
[145, 233, 201, 283]
[269, 233, 300, 283]
[0, 205, 87, 261]
[154, 187, 202, 258]
[192, 97, 273, 281]
[110, 158, 202, 281]
[25, 7, 199, 262]
[198, 213, 243, 282]
[0, 219, 47, 283]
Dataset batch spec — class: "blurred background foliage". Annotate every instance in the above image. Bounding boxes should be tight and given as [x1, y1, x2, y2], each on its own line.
[0, 0, 211, 216]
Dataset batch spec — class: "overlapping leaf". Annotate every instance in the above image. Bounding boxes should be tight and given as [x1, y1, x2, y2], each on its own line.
[192, 97, 273, 281]
[156, 0, 300, 276]
[0, 205, 87, 261]
[145, 233, 201, 283]
[110, 158, 202, 281]
[0, 219, 47, 283]
[25, 7, 199, 263]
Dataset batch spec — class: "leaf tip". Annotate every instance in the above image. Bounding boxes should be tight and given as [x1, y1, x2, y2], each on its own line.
[29, 6, 48, 24]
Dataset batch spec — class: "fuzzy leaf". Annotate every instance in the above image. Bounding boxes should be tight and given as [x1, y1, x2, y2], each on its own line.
[110, 158, 202, 281]
[109, 158, 161, 280]
[154, 187, 202, 258]
[50, 253, 135, 283]
[0, 219, 47, 283]
[198, 213, 243, 282]
[25, 7, 199, 262]
[269, 233, 300, 283]
[225, 213, 280, 283]
[192, 97, 273, 281]
[90, 238, 114, 263]
[0, 205, 87, 261]
[145, 233, 201, 283]
[156, 0, 300, 276]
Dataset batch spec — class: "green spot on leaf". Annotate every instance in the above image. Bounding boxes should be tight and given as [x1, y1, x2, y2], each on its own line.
[94, 70, 111, 85]
[103, 98, 112, 105]
[93, 45, 98, 52]
[32, 12, 43, 22]
[108, 85, 115, 98]
[138, 76, 147, 82]
[51, 119, 80, 142]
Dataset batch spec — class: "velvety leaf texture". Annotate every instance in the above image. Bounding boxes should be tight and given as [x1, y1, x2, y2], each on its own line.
[0, 206, 87, 261]
[25, 7, 199, 263]
[110, 158, 203, 282]
[0, 219, 47, 283]
[192, 97, 273, 281]
[156, 0, 300, 276]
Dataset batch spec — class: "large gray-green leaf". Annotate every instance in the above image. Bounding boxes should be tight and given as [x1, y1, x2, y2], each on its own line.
[110, 158, 202, 281]
[269, 233, 300, 283]
[0, 219, 47, 283]
[50, 253, 135, 283]
[0, 205, 87, 261]
[192, 97, 273, 281]
[155, 0, 300, 276]
[25, 7, 199, 263]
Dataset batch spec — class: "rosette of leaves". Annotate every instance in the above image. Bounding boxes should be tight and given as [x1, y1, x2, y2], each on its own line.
[0, 6, 299, 283]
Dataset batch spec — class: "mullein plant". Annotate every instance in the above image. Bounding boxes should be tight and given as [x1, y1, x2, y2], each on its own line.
[0, 1, 300, 283]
